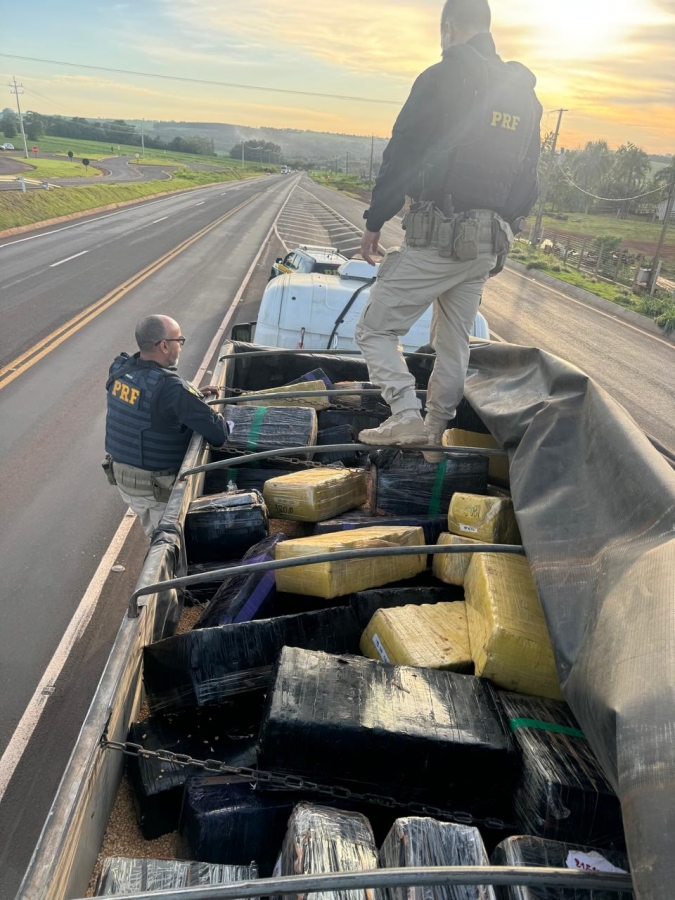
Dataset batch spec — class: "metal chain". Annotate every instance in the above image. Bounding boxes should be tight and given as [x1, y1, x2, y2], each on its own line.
[102, 739, 514, 832]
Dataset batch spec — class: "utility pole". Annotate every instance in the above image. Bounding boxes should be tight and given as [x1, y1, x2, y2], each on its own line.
[9, 77, 29, 159]
[531, 108, 568, 245]
[368, 135, 375, 185]
[649, 175, 675, 296]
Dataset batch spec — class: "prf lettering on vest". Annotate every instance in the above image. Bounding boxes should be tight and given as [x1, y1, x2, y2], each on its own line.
[491, 111, 522, 131]
[111, 379, 141, 407]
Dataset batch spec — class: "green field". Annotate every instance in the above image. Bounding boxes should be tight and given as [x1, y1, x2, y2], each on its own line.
[0, 167, 264, 231]
[528, 211, 671, 249]
[8, 156, 101, 179]
[35, 135, 270, 169]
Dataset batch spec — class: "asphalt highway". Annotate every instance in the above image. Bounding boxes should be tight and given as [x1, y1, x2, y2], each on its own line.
[0, 173, 294, 897]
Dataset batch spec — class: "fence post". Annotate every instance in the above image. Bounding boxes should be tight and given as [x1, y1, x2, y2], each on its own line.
[613, 247, 622, 282]
[564, 234, 572, 265]
[595, 244, 604, 275]
[577, 240, 586, 271]
[631, 255, 643, 292]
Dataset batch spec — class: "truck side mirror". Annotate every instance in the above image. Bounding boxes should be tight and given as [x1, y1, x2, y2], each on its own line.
[230, 322, 257, 343]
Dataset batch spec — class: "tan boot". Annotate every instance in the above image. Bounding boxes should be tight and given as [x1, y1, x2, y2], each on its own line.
[422, 423, 446, 464]
[359, 412, 427, 447]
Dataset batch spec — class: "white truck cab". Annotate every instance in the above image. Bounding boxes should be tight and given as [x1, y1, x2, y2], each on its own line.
[233, 258, 490, 350]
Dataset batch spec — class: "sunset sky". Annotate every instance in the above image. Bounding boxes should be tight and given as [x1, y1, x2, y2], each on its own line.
[2, 0, 674, 154]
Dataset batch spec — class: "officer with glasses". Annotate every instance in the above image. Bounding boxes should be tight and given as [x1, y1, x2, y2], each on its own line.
[103, 314, 229, 537]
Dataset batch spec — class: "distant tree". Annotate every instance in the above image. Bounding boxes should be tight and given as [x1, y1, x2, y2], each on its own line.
[230, 139, 282, 162]
[25, 111, 45, 141]
[570, 140, 612, 212]
[1, 111, 18, 139]
[607, 143, 650, 217]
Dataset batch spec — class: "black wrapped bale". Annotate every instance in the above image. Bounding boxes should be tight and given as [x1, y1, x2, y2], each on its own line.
[94, 857, 258, 895]
[127, 703, 261, 839]
[499, 692, 625, 848]
[380, 816, 496, 900]
[279, 803, 378, 900]
[205, 464, 310, 496]
[351, 586, 457, 630]
[144, 607, 362, 713]
[318, 408, 386, 437]
[185, 490, 268, 565]
[491, 836, 630, 900]
[258, 647, 519, 815]
[331, 381, 391, 416]
[223, 405, 317, 452]
[287, 368, 334, 389]
[315, 512, 448, 546]
[196, 534, 288, 628]
[316, 425, 362, 465]
[372, 451, 488, 517]
[185, 562, 234, 606]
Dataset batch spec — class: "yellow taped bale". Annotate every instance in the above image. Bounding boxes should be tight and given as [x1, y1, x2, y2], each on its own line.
[263, 468, 367, 522]
[432, 532, 484, 586]
[275, 525, 426, 599]
[443, 428, 510, 486]
[242, 380, 330, 410]
[448, 492, 520, 544]
[464, 553, 563, 700]
[361, 602, 472, 672]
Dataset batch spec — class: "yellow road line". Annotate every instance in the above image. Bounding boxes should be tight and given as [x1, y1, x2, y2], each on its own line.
[0, 193, 260, 392]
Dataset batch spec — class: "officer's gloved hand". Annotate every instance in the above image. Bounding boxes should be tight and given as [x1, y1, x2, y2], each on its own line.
[200, 384, 221, 398]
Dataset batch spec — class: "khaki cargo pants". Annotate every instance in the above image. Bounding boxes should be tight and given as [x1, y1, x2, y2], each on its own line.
[355, 239, 498, 432]
[112, 461, 177, 538]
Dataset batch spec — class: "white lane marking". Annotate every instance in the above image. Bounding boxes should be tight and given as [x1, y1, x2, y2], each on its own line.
[49, 250, 89, 268]
[489, 328, 506, 342]
[0, 178, 294, 802]
[0, 512, 136, 802]
[195, 201, 205, 206]
[504, 267, 675, 352]
[152, 216, 168, 224]
[0, 183, 241, 249]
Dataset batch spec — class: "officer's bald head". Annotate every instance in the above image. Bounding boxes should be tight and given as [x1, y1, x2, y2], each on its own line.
[135, 315, 180, 351]
[441, 0, 491, 44]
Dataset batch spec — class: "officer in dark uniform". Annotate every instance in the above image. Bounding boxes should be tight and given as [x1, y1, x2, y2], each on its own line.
[356, 0, 542, 460]
[104, 314, 229, 536]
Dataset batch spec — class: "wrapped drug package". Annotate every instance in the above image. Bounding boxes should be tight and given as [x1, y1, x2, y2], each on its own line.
[315, 424, 363, 465]
[195, 534, 288, 628]
[351, 586, 453, 630]
[144, 606, 362, 713]
[278, 803, 378, 900]
[127, 702, 261, 838]
[447, 494, 519, 544]
[258, 647, 518, 814]
[318, 408, 386, 438]
[432, 533, 484, 586]
[205, 463, 308, 496]
[94, 857, 258, 896]
[464, 554, 563, 700]
[361, 602, 472, 672]
[274, 525, 427, 599]
[241, 380, 330, 409]
[314, 512, 448, 547]
[372, 451, 488, 517]
[223, 405, 317, 453]
[286, 368, 333, 389]
[443, 428, 509, 486]
[491, 836, 630, 900]
[499, 692, 624, 847]
[263, 469, 368, 522]
[380, 816, 495, 900]
[185, 490, 268, 565]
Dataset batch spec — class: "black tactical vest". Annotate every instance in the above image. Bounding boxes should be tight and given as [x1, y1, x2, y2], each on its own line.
[105, 354, 192, 471]
[421, 44, 539, 219]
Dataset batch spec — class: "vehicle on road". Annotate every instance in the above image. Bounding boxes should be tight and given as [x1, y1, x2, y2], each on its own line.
[270, 244, 348, 279]
[241, 258, 490, 349]
[1, 142, 16, 151]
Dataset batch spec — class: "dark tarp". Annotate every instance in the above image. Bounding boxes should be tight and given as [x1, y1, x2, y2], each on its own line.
[222, 341, 675, 899]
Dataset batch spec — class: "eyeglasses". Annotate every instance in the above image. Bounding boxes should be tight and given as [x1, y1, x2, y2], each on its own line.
[156, 336, 186, 346]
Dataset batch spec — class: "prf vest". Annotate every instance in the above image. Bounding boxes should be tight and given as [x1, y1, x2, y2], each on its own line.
[105, 354, 192, 471]
[421, 44, 539, 218]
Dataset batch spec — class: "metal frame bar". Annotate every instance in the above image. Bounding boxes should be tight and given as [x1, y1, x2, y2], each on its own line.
[74, 865, 633, 900]
[180, 443, 507, 479]
[127, 542, 523, 617]
[219, 348, 436, 360]
[208, 388, 426, 404]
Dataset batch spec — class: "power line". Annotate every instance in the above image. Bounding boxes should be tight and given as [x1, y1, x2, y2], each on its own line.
[0, 53, 403, 106]
[557, 165, 670, 202]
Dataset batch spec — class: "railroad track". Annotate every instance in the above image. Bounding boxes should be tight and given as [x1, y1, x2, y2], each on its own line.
[275, 184, 364, 257]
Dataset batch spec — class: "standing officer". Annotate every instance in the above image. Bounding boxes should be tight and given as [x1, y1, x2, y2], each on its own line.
[103, 314, 229, 537]
[356, 0, 542, 460]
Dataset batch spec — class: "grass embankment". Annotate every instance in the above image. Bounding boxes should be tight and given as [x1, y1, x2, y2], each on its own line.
[510, 242, 675, 334]
[310, 171, 370, 201]
[35, 135, 271, 169]
[527, 211, 671, 250]
[0, 167, 263, 231]
[8, 156, 101, 178]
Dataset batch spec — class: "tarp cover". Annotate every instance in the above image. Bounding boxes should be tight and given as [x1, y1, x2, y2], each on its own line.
[223, 342, 675, 899]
